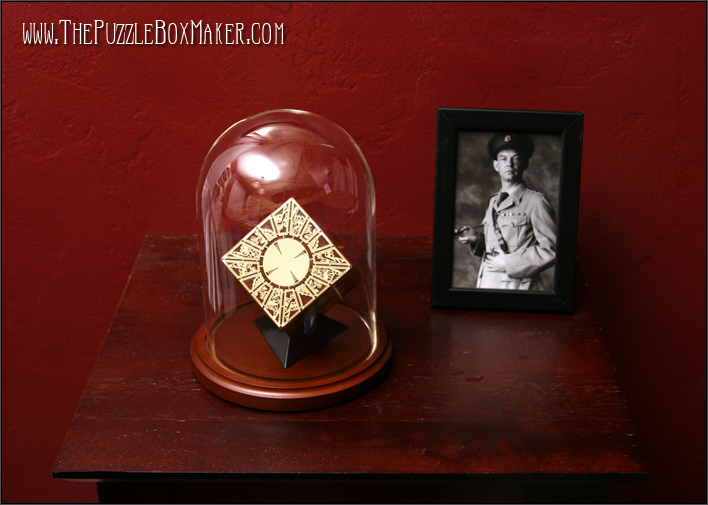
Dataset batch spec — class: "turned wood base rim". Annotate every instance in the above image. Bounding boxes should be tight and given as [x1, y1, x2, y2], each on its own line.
[191, 315, 392, 412]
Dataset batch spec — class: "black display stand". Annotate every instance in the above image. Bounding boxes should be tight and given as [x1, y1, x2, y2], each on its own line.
[254, 315, 348, 368]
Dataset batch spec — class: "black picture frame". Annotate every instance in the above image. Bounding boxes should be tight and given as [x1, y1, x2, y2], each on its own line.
[431, 108, 584, 313]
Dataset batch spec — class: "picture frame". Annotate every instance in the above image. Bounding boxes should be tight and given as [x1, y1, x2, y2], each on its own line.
[431, 108, 584, 313]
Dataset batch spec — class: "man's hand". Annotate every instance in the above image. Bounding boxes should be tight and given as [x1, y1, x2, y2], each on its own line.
[483, 253, 508, 272]
[457, 229, 481, 245]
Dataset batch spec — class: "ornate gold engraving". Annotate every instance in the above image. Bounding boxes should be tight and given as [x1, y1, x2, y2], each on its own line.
[222, 198, 352, 329]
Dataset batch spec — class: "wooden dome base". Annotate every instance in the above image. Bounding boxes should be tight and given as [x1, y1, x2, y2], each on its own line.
[191, 303, 392, 412]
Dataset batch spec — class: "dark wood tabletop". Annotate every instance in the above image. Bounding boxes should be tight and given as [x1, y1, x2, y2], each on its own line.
[53, 235, 646, 503]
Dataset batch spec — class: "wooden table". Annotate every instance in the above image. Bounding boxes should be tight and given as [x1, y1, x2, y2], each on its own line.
[53, 235, 646, 503]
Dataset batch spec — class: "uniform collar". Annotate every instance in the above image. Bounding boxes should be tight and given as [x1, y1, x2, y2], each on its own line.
[496, 182, 527, 210]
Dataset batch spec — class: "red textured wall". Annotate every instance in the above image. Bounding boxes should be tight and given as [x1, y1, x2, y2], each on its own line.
[2, 3, 705, 503]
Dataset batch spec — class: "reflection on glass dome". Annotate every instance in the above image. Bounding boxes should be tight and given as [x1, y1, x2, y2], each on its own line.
[192, 110, 390, 410]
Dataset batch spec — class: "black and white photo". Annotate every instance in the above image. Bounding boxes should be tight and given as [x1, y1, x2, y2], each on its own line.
[432, 108, 583, 312]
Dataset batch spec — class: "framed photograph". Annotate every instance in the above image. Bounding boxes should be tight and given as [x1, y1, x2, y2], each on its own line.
[431, 108, 583, 313]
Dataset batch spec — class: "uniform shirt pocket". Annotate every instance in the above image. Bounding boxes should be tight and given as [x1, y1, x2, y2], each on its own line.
[497, 214, 528, 249]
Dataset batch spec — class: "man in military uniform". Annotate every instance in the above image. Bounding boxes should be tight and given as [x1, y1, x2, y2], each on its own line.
[458, 133, 557, 290]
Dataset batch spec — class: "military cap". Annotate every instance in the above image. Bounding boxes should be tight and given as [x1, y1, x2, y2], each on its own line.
[487, 133, 535, 160]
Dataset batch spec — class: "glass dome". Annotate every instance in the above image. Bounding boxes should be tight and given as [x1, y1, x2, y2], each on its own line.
[192, 110, 390, 411]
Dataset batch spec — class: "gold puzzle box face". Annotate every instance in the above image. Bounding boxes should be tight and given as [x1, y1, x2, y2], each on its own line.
[221, 198, 355, 333]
